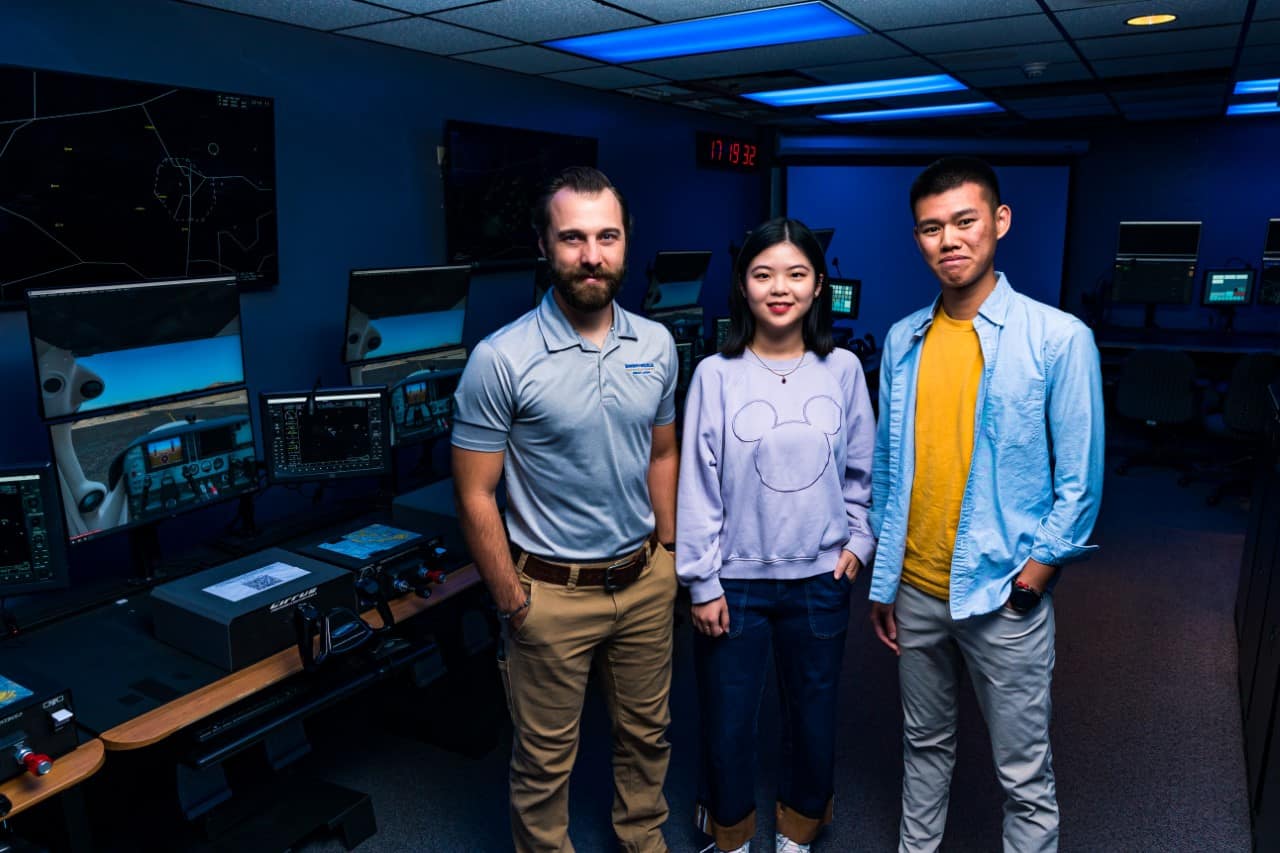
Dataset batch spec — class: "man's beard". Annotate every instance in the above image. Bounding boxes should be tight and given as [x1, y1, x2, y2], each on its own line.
[551, 262, 625, 313]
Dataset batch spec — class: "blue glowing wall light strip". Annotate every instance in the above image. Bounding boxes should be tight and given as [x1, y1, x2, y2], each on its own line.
[1234, 78, 1280, 95]
[820, 101, 1004, 123]
[745, 74, 966, 107]
[543, 2, 864, 64]
[1227, 102, 1280, 116]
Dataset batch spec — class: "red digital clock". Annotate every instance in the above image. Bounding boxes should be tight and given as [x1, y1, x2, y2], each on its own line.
[696, 131, 765, 172]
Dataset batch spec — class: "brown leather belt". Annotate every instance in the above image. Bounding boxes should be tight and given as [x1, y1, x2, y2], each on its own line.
[514, 534, 657, 592]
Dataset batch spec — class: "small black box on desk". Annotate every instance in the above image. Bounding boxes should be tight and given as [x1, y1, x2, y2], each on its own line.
[150, 547, 357, 672]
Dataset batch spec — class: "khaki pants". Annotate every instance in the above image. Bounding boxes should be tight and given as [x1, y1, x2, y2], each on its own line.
[498, 542, 677, 853]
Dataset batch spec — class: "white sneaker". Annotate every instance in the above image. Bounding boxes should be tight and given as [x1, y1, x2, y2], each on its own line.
[698, 842, 750, 853]
[775, 832, 810, 853]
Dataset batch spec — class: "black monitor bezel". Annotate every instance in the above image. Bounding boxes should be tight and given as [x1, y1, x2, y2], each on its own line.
[1200, 268, 1256, 307]
[25, 275, 246, 424]
[259, 386, 392, 485]
[827, 277, 861, 320]
[0, 462, 71, 594]
[343, 264, 472, 367]
[47, 387, 259, 547]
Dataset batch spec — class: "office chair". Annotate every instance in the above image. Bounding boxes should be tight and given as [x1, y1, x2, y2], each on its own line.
[1114, 348, 1199, 481]
[1199, 352, 1279, 505]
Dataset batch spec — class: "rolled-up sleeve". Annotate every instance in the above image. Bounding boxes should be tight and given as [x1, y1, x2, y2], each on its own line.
[1030, 321, 1105, 566]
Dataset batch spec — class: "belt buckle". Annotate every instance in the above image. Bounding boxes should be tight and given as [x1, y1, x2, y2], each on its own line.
[602, 557, 630, 593]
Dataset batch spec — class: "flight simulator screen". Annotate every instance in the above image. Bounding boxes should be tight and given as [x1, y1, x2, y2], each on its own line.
[828, 278, 860, 319]
[345, 266, 470, 365]
[1202, 270, 1254, 306]
[27, 276, 244, 420]
[1110, 221, 1201, 304]
[0, 466, 69, 593]
[51, 389, 256, 544]
[351, 350, 464, 447]
[261, 388, 390, 483]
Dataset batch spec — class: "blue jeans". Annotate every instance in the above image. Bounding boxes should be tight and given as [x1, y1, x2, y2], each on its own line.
[693, 573, 851, 850]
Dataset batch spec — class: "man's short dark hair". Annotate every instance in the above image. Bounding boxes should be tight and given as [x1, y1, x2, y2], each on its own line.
[532, 166, 633, 243]
[909, 156, 1002, 215]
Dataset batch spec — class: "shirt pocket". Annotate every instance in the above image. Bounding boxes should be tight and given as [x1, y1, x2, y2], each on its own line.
[985, 389, 1046, 449]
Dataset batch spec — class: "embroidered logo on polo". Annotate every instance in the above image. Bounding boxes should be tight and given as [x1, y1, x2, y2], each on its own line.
[732, 396, 842, 493]
[625, 362, 656, 376]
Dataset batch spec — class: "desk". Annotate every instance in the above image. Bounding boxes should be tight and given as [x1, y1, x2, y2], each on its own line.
[1096, 326, 1279, 353]
[100, 565, 480, 751]
[0, 738, 103, 817]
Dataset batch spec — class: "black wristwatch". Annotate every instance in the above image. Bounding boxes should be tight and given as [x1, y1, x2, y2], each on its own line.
[1008, 580, 1043, 614]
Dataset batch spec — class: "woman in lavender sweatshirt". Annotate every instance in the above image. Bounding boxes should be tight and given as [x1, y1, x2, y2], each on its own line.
[677, 218, 876, 853]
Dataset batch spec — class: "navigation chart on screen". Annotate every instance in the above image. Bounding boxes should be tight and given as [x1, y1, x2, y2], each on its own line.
[0, 66, 278, 305]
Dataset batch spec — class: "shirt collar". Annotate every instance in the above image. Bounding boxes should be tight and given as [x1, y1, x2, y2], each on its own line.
[910, 270, 1012, 337]
[536, 290, 637, 352]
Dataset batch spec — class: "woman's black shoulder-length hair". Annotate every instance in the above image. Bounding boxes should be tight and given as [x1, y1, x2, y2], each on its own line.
[721, 217, 834, 358]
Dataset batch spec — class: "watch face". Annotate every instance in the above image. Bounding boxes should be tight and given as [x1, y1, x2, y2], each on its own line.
[1009, 586, 1041, 613]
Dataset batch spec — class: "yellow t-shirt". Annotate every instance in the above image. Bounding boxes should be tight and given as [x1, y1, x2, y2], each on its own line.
[901, 309, 984, 600]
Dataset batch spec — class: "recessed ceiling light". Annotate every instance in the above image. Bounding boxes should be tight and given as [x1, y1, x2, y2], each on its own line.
[819, 101, 1003, 123]
[543, 2, 864, 64]
[1227, 102, 1280, 116]
[1234, 78, 1280, 95]
[744, 75, 967, 107]
[1126, 14, 1177, 26]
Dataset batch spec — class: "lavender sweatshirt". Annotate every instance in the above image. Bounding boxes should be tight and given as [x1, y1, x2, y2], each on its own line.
[676, 348, 877, 605]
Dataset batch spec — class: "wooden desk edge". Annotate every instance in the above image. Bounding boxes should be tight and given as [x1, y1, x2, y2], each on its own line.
[0, 738, 105, 817]
[99, 565, 482, 751]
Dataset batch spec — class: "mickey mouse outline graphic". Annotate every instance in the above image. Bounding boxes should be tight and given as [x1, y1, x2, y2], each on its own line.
[731, 395, 843, 493]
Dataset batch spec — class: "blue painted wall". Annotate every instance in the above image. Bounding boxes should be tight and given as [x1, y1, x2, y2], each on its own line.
[1063, 115, 1280, 334]
[0, 0, 764, 588]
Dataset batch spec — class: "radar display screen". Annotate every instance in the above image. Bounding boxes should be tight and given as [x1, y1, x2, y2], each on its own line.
[261, 388, 391, 483]
[0, 65, 278, 306]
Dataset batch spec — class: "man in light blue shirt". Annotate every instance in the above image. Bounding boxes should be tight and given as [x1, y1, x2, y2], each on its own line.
[868, 157, 1104, 852]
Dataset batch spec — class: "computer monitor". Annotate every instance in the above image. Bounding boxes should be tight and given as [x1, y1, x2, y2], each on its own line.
[1261, 260, 1280, 307]
[645, 250, 712, 313]
[828, 278, 860, 320]
[1202, 270, 1255, 306]
[812, 228, 835, 254]
[0, 464, 69, 594]
[349, 348, 465, 447]
[27, 276, 244, 421]
[49, 389, 257, 545]
[714, 316, 732, 350]
[261, 387, 391, 484]
[344, 265, 471, 365]
[1109, 221, 1201, 304]
[1265, 218, 1280, 258]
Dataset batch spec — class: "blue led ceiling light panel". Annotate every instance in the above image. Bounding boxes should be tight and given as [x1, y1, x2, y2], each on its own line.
[1233, 78, 1280, 95]
[820, 101, 1004, 123]
[744, 74, 966, 107]
[544, 2, 864, 63]
[1227, 102, 1280, 116]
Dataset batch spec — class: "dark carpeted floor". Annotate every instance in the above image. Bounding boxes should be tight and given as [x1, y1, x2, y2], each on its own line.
[296, 461, 1253, 852]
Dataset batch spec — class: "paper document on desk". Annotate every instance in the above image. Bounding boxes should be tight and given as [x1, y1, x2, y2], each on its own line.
[318, 522, 422, 560]
[203, 561, 310, 603]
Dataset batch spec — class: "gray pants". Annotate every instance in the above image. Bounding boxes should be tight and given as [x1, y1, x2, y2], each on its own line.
[895, 582, 1058, 853]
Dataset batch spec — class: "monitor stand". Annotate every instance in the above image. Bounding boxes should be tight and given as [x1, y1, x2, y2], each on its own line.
[128, 523, 162, 584]
[1143, 304, 1160, 330]
[1216, 305, 1238, 334]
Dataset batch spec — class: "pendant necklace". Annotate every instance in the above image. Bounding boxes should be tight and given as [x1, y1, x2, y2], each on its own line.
[746, 346, 806, 383]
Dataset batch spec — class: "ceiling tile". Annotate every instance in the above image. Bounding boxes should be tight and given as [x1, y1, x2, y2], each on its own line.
[1111, 84, 1225, 103]
[543, 66, 668, 89]
[181, 0, 406, 30]
[1076, 25, 1241, 60]
[376, 0, 486, 12]
[1246, 20, 1280, 44]
[1092, 48, 1236, 76]
[1121, 99, 1223, 119]
[627, 34, 903, 80]
[889, 16, 1065, 53]
[1257, 0, 1280, 18]
[1241, 44, 1280, 67]
[1053, 0, 1250, 39]
[800, 56, 939, 83]
[827, 0, 1042, 31]
[619, 83, 698, 99]
[604, 0, 795, 22]
[453, 45, 600, 74]
[340, 16, 517, 53]
[959, 61, 1092, 87]
[433, 0, 650, 42]
[932, 41, 1080, 72]
[1004, 92, 1115, 116]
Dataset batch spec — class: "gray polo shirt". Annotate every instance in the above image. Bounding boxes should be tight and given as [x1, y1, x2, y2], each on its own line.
[452, 292, 677, 560]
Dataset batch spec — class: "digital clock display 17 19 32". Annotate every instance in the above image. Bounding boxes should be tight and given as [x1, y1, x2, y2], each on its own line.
[696, 131, 764, 172]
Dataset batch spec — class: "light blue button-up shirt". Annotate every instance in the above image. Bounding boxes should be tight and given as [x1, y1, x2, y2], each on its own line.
[868, 273, 1105, 619]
